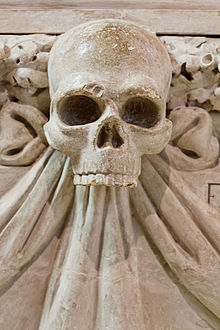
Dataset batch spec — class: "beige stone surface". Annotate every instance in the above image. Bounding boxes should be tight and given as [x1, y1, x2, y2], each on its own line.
[0, 21, 219, 329]
[1, 0, 219, 10]
[0, 9, 220, 35]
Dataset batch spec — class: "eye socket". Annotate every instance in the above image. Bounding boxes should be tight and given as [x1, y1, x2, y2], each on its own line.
[122, 97, 161, 128]
[58, 95, 101, 126]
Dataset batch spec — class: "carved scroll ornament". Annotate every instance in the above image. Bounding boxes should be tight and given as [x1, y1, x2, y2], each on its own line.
[0, 20, 219, 330]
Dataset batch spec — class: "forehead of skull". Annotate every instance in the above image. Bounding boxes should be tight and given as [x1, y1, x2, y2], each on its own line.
[49, 19, 171, 98]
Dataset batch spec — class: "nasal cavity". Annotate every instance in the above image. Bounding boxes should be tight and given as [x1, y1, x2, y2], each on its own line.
[97, 123, 124, 148]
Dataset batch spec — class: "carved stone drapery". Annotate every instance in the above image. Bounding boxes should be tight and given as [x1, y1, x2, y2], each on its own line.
[0, 22, 219, 330]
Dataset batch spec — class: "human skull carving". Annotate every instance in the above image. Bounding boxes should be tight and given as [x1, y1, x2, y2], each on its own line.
[45, 19, 172, 187]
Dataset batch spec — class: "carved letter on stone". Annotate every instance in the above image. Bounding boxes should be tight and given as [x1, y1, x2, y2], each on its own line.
[0, 19, 219, 330]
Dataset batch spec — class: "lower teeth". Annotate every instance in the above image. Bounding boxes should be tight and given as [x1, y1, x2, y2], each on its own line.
[73, 174, 137, 187]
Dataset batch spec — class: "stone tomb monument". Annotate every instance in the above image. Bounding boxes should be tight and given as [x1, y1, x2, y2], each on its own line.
[0, 19, 219, 329]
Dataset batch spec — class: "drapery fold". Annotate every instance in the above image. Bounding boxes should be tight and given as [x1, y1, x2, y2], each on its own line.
[0, 147, 219, 328]
[40, 186, 145, 330]
[131, 154, 220, 319]
[0, 148, 74, 295]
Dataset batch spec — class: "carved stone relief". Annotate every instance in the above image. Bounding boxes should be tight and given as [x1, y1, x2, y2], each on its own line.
[0, 19, 219, 330]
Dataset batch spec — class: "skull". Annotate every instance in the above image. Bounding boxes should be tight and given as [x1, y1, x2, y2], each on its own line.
[45, 19, 172, 187]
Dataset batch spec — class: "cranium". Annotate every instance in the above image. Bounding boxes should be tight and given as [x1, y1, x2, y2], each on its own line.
[45, 19, 172, 187]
